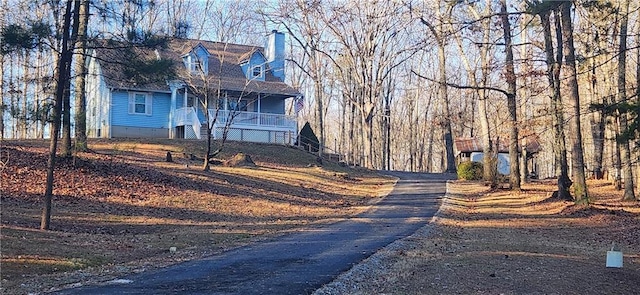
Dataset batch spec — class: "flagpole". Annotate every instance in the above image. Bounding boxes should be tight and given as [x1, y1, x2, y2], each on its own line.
[295, 95, 302, 148]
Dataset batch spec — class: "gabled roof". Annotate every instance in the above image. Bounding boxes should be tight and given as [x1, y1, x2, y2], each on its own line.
[181, 42, 210, 57]
[91, 38, 300, 97]
[237, 48, 264, 64]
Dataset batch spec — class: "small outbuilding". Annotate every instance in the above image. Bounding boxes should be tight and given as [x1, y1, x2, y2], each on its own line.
[454, 136, 541, 177]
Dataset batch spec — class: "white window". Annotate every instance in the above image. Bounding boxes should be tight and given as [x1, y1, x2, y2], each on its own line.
[252, 65, 263, 78]
[183, 55, 194, 72]
[128, 92, 152, 115]
[184, 48, 209, 75]
[228, 99, 248, 112]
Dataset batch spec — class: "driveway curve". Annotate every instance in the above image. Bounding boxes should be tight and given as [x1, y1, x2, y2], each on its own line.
[55, 172, 452, 295]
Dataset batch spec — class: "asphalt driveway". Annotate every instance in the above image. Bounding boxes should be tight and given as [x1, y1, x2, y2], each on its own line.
[55, 172, 452, 295]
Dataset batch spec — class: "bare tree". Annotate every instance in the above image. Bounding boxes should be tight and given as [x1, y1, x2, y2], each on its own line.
[615, 0, 636, 201]
[181, 43, 249, 171]
[580, 1, 616, 180]
[43, 0, 80, 230]
[454, 0, 497, 184]
[73, 0, 89, 152]
[60, 0, 78, 157]
[0, 0, 6, 140]
[205, 0, 262, 44]
[560, 0, 589, 204]
[418, 2, 457, 173]
[264, 0, 328, 159]
[534, 2, 572, 200]
[164, 0, 194, 38]
[500, 0, 521, 190]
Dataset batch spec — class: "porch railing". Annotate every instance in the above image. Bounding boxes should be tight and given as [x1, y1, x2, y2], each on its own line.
[208, 109, 296, 129]
[174, 107, 201, 139]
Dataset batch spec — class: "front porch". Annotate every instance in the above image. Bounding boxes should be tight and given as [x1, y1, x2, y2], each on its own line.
[173, 107, 297, 144]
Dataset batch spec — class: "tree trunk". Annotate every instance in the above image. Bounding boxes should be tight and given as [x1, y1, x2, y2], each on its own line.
[42, 0, 77, 230]
[61, 0, 80, 157]
[364, 108, 374, 169]
[615, 0, 636, 201]
[203, 129, 211, 171]
[349, 101, 355, 166]
[420, 12, 456, 173]
[73, 0, 89, 152]
[384, 103, 391, 170]
[312, 51, 324, 158]
[0, 46, 4, 140]
[0, 57, 3, 139]
[589, 34, 606, 180]
[560, 1, 589, 204]
[21, 51, 29, 139]
[636, 25, 640, 200]
[0, 0, 5, 140]
[203, 93, 212, 172]
[62, 83, 72, 155]
[539, 7, 572, 200]
[500, 0, 521, 190]
[455, 0, 496, 183]
[554, 7, 573, 200]
[519, 7, 530, 184]
[426, 116, 434, 173]
[340, 93, 347, 164]
[439, 46, 456, 173]
[590, 94, 605, 179]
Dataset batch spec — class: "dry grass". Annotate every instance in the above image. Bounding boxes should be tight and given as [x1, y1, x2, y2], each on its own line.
[0, 139, 393, 294]
[318, 180, 640, 295]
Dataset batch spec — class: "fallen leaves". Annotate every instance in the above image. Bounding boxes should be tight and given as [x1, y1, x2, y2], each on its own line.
[0, 139, 392, 294]
[316, 180, 640, 295]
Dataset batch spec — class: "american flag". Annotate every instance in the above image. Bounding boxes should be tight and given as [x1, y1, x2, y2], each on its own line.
[294, 95, 304, 114]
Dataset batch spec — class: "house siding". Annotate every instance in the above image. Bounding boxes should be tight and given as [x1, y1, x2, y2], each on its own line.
[260, 96, 284, 114]
[85, 52, 111, 138]
[111, 90, 171, 129]
[470, 152, 510, 175]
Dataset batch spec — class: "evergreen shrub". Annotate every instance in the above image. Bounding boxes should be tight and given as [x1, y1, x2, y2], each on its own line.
[457, 161, 483, 180]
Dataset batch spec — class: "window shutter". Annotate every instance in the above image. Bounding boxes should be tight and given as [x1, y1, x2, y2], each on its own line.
[145, 94, 152, 115]
[128, 94, 135, 114]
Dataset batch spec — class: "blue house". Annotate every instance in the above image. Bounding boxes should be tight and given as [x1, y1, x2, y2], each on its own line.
[85, 30, 301, 144]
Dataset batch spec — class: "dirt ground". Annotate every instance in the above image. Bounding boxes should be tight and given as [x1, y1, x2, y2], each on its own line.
[3, 139, 639, 294]
[315, 180, 640, 295]
[0, 139, 394, 294]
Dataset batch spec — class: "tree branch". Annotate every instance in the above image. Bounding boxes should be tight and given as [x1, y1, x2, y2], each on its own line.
[411, 69, 509, 96]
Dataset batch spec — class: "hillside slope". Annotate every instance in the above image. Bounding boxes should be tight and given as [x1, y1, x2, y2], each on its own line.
[0, 139, 394, 294]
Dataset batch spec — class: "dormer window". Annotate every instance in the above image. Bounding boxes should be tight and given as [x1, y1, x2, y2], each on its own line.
[252, 65, 263, 79]
[239, 50, 266, 80]
[183, 55, 194, 71]
[194, 58, 204, 73]
[183, 44, 210, 75]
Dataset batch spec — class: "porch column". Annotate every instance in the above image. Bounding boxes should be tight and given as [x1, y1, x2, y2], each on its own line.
[183, 86, 188, 107]
[167, 80, 184, 139]
[257, 93, 261, 126]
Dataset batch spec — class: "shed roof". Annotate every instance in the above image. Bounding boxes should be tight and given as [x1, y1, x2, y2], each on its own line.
[454, 136, 541, 155]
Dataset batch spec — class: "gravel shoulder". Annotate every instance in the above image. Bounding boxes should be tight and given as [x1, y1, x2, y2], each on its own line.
[314, 180, 640, 295]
